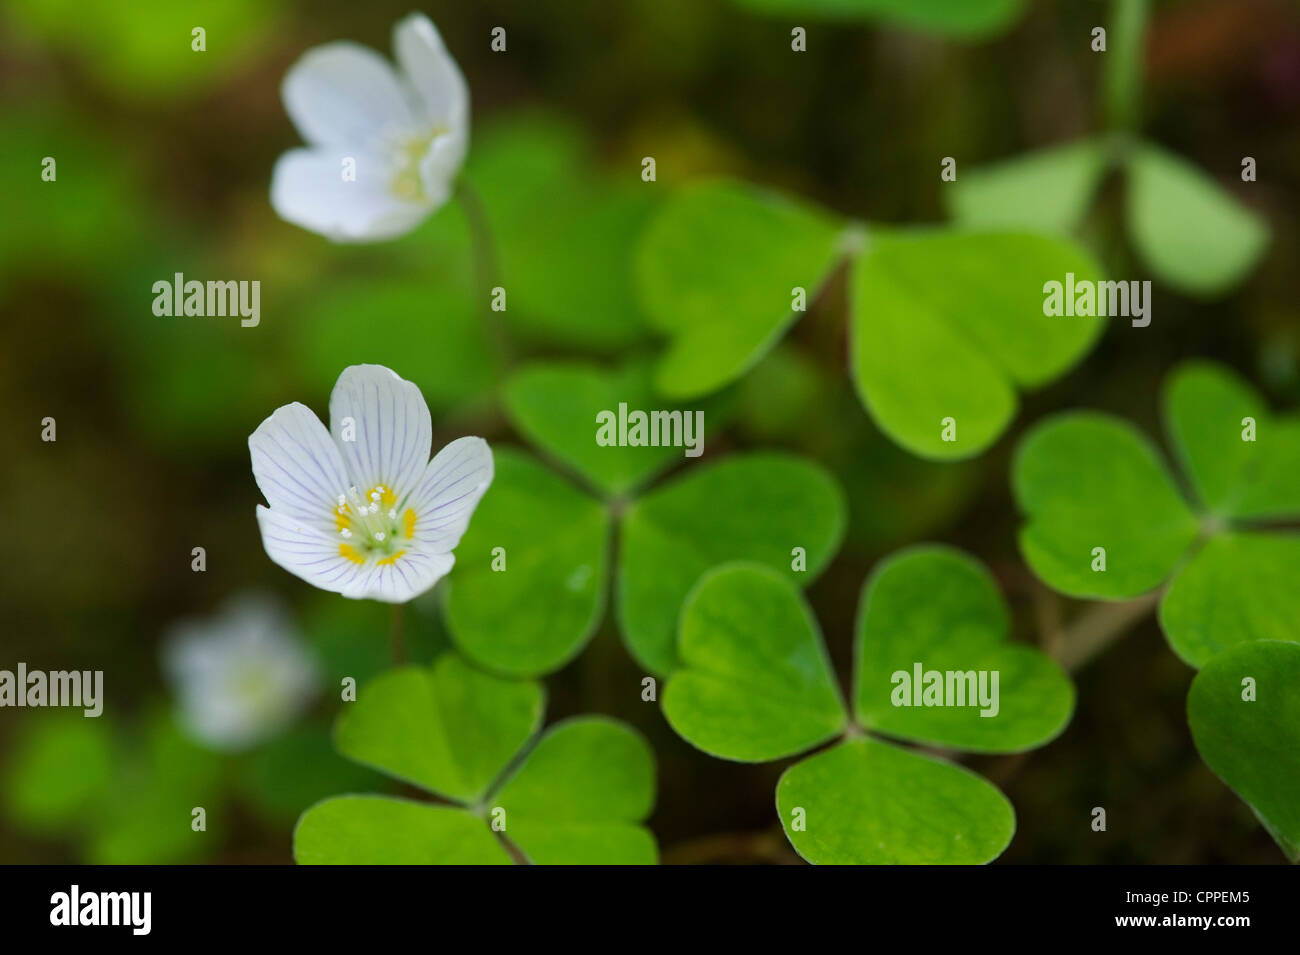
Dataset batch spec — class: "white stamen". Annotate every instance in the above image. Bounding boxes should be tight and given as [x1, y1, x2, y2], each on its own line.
[375, 532, 386, 541]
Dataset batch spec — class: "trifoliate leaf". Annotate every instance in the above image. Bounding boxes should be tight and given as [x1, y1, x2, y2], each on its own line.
[618, 453, 846, 674]
[854, 546, 1074, 752]
[776, 738, 1016, 864]
[731, 0, 1026, 37]
[1187, 641, 1300, 861]
[947, 138, 1109, 235]
[493, 718, 658, 864]
[294, 796, 511, 865]
[334, 657, 543, 804]
[1164, 361, 1300, 520]
[1125, 142, 1269, 296]
[636, 180, 845, 399]
[1159, 534, 1300, 668]
[663, 563, 847, 761]
[442, 448, 610, 677]
[1013, 412, 1199, 598]
[503, 360, 722, 497]
[851, 231, 1105, 459]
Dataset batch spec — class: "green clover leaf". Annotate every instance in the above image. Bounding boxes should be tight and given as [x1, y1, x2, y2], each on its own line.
[465, 113, 658, 352]
[443, 444, 845, 678]
[637, 180, 1105, 460]
[636, 181, 844, 399]
[850, 231, 1105, 459]
[950, 137, 1269, 298]
[1187, 641, 1300, 862]
[295, 654, 658, 864]
[663, 563, 846, 761]
[663, 551, 1072, 863]
[503, 359, 731, 498]
[854, 547, 1075, 752]
[776, 738, 1015, 865]
[334, 657, 543, 803]
[442, 448, 611, 678]
[945, 139, 1109, 235]
[1125, 143, 1270, 298]
[1013, 360, 1300, 667]
[730, 0, 1026, 38]
[618, 453, 846, 674]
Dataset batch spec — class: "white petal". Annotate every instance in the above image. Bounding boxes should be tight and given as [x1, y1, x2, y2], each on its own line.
[256, 505, 369, 597]
[409, 437, 494, 554]
[419, 129, 467, 209]
[271, 147, 429, 243]
[347, 550, 455, 603]
[328, 365, 432, 500]
[249, 402, 350, 534]
[281, 41, 417, 148]
[393, 13, 468, 128]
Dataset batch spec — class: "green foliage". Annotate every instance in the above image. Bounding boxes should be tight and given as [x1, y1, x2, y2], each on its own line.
[1187, 641, 1300, 861]
[491, 718, 658, 864]
[854, 548, 1074, 752]
[503, 359, 725, 497]
[776, 738, 1015, 864]
[851, 231, 1104, 459]
[443, 444, 845, 678]
[619, 454, 846, 674]
[950, 140, 1268, 298]
[1126, 144, 1269, 297]
[7, 0, 283, 100]
[5, 708, 223, 863]
[636, 180, 1105, 460]
[241, 729, 380, 824]
[731, 0, 1026, 37]
[4, 714, 114, 832]
[296, 278, 495, 415]
[295, 656, 658, 864]
[442, 448, 611, 677]
[945, 139, 1108, 235]
[662, 550, 1072, 863]
[334, 657, 543, 802]
[663, 563, 846, 761]
[1015, 413, 1200, 598]
[465, 114, 659, 351]
[1013, 361, 1300, 667]
[636, 181, 843, 398]
[87, 711, 224, 865]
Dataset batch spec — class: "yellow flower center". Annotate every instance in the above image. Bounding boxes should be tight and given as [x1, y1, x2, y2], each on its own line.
[334, 484, 417, 565]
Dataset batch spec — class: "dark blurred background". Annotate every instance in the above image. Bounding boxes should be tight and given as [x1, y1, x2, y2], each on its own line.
[1, 0, 1296, 863]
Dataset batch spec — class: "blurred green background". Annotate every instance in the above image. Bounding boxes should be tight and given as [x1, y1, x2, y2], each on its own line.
[1, 0, 1297, 863]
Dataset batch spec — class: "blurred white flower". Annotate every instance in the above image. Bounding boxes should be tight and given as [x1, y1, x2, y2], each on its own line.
[163, 594, 319, 752]
[270, 12, 469, 242]
[250, 364, 493, 603]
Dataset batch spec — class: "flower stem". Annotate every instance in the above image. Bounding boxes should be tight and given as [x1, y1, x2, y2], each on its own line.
[455, 180, 515, 372]
[389, 603, 406, 665]
[1105, 0, 1149, 133]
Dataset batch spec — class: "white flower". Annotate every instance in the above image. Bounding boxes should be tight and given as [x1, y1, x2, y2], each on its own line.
[250, 364, 493, 603]
[162, 593, 320, 752]
[270, 13, 469, 242]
